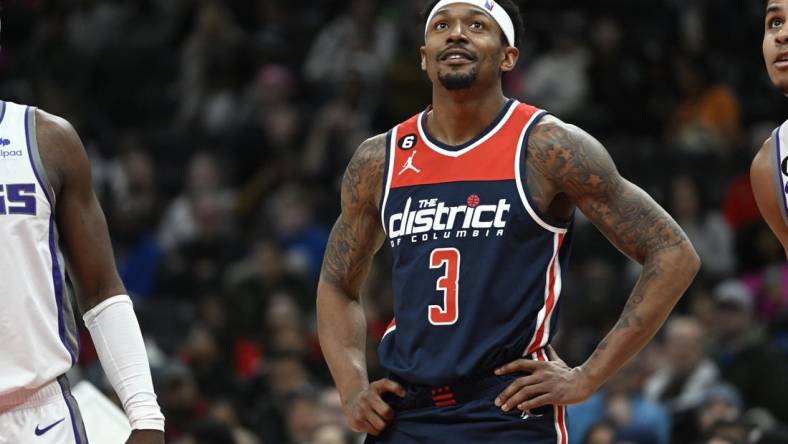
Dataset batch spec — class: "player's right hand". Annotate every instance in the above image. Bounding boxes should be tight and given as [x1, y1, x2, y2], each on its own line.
[342, 378, 406, 436]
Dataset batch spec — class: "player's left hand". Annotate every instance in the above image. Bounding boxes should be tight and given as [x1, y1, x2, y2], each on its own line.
[125, 429, 164, 444]
[493, 346, 596, 412]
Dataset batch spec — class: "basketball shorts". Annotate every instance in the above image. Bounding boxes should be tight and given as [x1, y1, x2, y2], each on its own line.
[0, 376, 89, 444]
[365, 373, 569, 444]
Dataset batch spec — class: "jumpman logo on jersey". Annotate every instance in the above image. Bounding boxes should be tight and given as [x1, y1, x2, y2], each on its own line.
[399, 150, 421, 175]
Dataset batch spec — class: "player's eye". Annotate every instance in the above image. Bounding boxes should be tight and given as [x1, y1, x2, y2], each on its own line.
[769, 17, 784, 29]
[470, 21, 484, 30]
[435, 22, 449, 30]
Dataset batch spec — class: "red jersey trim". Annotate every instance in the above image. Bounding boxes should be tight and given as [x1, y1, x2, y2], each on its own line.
[525, 232, 566, 356]
[533, 349, 569, 444]
[417, 99, 519, 158]
[389, 102, 535, 189]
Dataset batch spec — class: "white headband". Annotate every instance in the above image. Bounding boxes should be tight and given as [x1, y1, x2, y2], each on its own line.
[424, 0, 516, 48]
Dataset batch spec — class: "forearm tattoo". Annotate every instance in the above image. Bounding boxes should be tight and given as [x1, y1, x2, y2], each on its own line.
[526, 120, 694, 351]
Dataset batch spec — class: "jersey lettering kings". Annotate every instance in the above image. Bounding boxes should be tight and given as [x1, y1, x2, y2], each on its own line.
[0, 101, 78, 396]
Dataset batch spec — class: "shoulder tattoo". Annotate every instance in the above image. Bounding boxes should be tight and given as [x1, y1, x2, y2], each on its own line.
[527, 120, 689, 263]
[320, 134, 388, 294]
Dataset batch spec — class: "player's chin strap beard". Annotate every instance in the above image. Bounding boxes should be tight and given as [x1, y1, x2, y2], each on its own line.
[438, 68, 479, 90]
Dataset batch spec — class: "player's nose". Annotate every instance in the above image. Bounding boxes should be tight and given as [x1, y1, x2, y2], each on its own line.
[776, 25, 788, 45]
[446, 20, 468, 43]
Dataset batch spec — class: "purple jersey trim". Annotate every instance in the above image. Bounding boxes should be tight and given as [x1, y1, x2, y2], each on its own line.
[773, 126, 788, 225]
[57, 376, 84, 444]
[24, 106, 75, 366]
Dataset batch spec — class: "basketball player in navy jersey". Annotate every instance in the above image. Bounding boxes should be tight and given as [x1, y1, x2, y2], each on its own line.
[753, 0, 788, 255]
[317, 1, 700, 442]
[0, 22, 164, 444]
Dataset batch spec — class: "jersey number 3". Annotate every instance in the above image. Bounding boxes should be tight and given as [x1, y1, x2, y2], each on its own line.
[429, 248, 460, 325]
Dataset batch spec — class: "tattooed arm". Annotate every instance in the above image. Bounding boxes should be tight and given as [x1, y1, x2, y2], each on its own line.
[495, 116, 700, 412]
[316, 134, 405, 436]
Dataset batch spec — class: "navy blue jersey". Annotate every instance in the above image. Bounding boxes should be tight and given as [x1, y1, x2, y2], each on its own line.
[379, 99, 574, 385]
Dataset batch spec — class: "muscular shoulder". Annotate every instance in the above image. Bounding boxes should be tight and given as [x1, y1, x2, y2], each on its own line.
[752, 137, 776, 180]
[35, 109, 82, 159]
[34, 109, 88, 196]
[322, 133, 388, 290]
[751, 137, 788, 250]
[751, 137, 779, 203]
[342, 133, 388, 211]
[528, 116, 693, 262]
[526, 115, 619, 199]
[350, 133, 387, 171]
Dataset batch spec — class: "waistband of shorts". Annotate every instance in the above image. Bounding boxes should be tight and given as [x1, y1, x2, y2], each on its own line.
[0, 379, 66, 413]
[386, 371, 521, 411]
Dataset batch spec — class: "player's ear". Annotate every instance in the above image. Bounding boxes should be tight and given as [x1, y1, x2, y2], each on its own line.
[420, 46, 427, 71]
[500, 46, 519, 74]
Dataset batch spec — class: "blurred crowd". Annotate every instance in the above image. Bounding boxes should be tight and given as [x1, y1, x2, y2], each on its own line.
[1, 0, 787, 443]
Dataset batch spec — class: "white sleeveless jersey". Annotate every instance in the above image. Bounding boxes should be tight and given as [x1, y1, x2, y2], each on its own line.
[773, 121, 788, 225]
[0, 101, 77, 398]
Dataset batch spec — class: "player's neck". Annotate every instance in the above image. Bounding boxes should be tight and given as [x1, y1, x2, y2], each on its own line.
[428, 87, 508, 146]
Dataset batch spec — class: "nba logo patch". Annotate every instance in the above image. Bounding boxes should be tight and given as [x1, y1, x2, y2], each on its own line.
[484, 0, 494, 11]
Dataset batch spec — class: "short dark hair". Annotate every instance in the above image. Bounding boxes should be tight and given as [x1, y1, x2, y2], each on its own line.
[420, 0, 525, 48]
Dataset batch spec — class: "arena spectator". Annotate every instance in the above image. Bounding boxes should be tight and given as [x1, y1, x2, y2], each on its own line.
[711, 280, 788, 422]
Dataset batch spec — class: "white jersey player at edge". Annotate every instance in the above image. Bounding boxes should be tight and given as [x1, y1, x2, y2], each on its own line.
[755, 0, 788, 256]
[0, 20, 164, 444]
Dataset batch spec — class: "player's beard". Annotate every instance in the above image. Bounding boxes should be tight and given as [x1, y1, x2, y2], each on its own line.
[438, 68, 479, 90]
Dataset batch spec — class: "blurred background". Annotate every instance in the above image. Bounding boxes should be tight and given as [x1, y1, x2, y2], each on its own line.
[1, 0, 787, 443]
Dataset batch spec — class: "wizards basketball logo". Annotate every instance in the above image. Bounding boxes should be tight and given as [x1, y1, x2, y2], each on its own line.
[388, 194, 511, 247]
